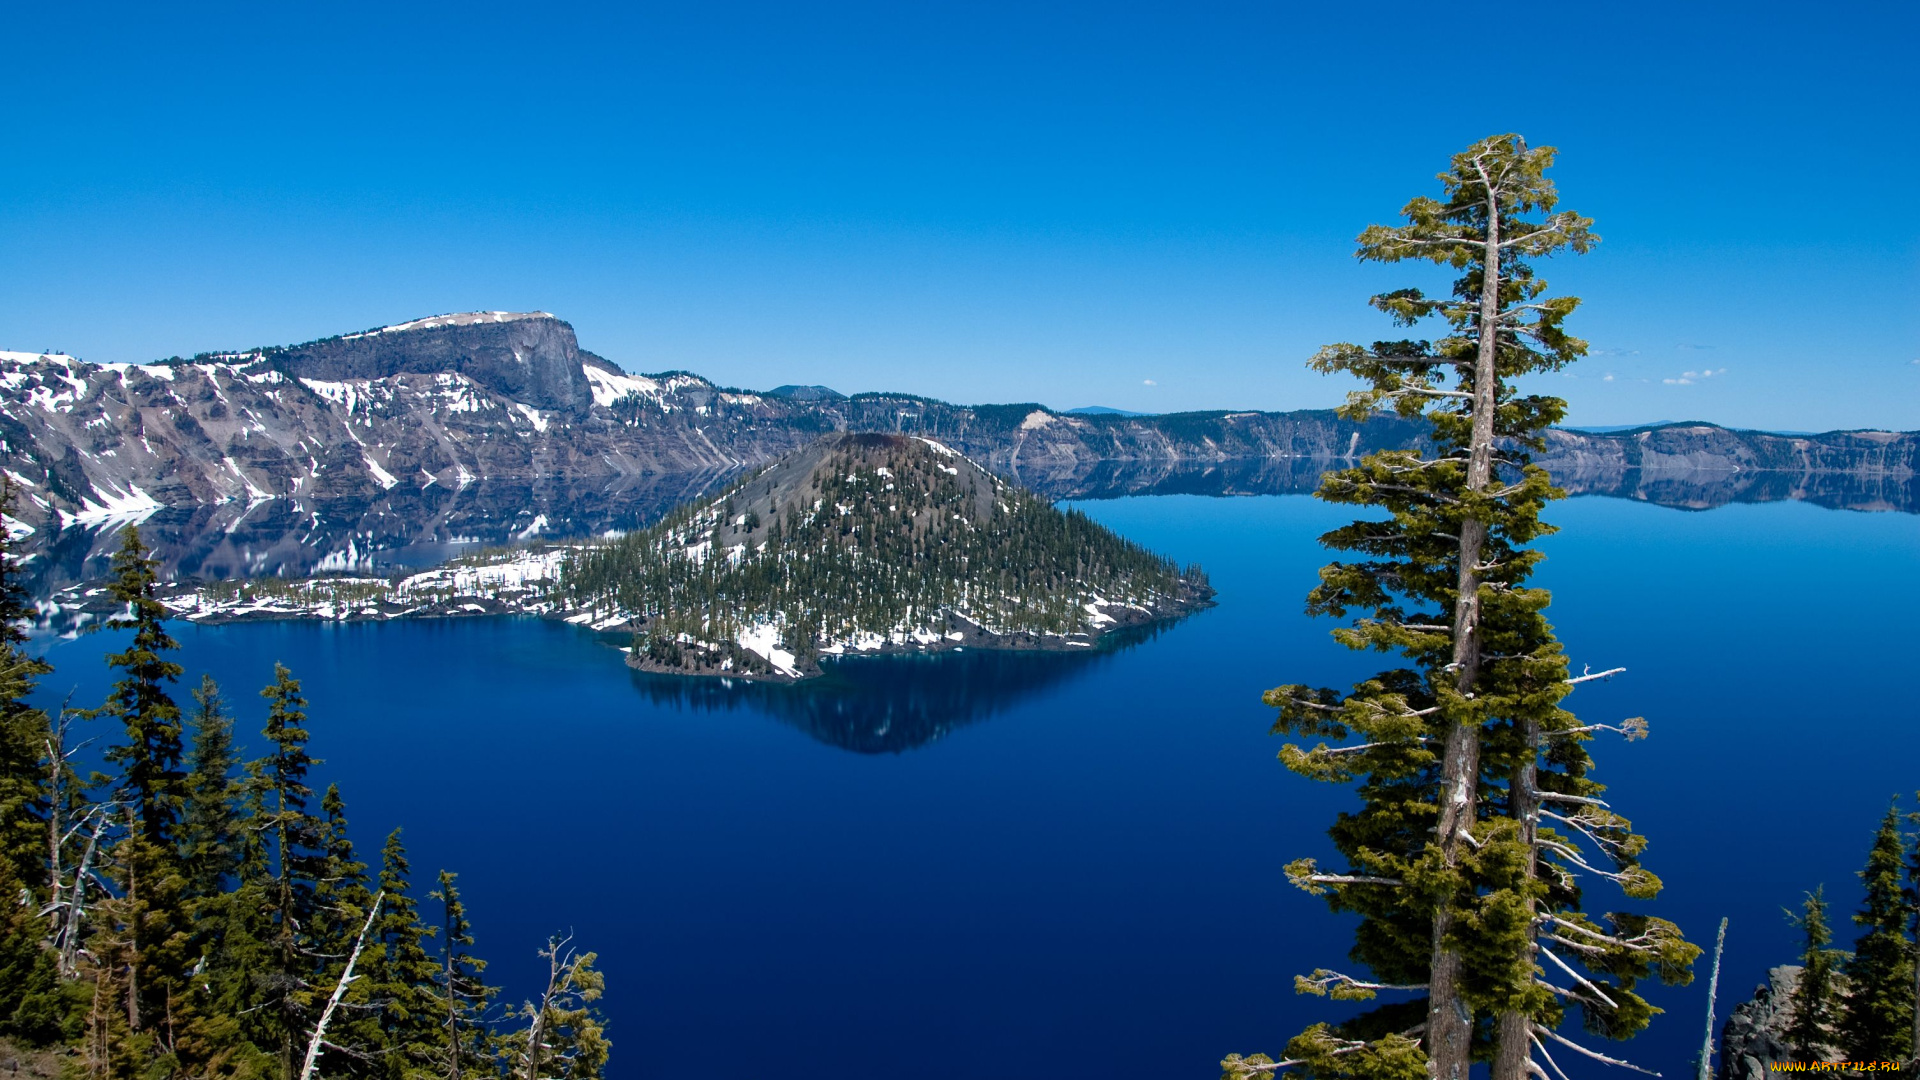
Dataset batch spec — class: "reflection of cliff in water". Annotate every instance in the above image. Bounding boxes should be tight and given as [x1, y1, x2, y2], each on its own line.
[625, 621, 1178, 754]
[1015, 457, 1919, 515]
[21, 470, 740, 598]
[24, 451, 1911, 600]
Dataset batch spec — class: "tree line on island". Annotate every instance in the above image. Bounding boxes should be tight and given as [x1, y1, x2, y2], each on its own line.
[0, 515, 610, 1080]
[560, 432, 1205, 671]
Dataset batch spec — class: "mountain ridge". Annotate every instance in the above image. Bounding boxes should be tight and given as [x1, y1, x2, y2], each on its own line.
[0, 313, 1911, 540]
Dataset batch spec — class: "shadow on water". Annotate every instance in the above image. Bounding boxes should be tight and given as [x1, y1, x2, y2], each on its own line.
[623, 620, 1183, 754]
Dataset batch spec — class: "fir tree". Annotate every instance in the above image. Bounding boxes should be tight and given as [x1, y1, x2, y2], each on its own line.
[1786, 887, 1844, 1060]
[369, 831, 444, 1080]
[310, 783, 379, 1080]
[1837, 804, 1916, 1062]
[182, 676, 245, 900]
[251, 663, 329, 1080]
[1225, 135, 1695, 1080]
[0, 474, 53, 888]
[100, 525, 187, 850]
[1908, 795, 1920, 1072]
[431, 872, 494, 1080]
[0, 477, 57, 1042]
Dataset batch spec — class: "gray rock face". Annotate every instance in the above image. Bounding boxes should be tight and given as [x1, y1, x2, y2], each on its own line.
[274, 312, 597, 415]
[1719, 966, 1801, 1080]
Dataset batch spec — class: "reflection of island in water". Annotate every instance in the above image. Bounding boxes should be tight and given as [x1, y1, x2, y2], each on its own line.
[625, 621, 1178, 754]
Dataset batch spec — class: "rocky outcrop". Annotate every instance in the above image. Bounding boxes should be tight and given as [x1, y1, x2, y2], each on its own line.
[1718, 966, 1809, 1080]
[1, 311, 1912, 561]
[271, 311, 610, 415]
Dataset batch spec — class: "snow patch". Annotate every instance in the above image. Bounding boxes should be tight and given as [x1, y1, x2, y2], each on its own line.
[583, 366, 662, 408]
[513, 403, 549, 432]
[735, 622, 799, 677]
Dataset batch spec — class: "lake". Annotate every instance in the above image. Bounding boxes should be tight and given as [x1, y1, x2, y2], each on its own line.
[31, 493, 1920, 1078]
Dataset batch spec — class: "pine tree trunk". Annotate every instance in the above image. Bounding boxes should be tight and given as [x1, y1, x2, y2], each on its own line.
[1493, 722, 1541, 1080]
[1426, 182, 1503, 1080]
[125, 837, 141, 1032]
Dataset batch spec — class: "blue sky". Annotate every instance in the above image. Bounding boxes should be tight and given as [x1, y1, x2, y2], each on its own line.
[4, 1, 1914, 431]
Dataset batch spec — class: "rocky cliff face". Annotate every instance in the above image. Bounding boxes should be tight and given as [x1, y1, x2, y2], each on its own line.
[1, 312, 1912, 581]
[1718, 966, 1802, 1080]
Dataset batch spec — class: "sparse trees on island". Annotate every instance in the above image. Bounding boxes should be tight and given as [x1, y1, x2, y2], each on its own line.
[1224, 134, 1697, 1080]
[0, 523, 609, 1080]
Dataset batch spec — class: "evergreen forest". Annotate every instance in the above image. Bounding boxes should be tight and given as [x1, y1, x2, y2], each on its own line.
[559, 433, 1206, 669]
[0, 516, 610, 1080]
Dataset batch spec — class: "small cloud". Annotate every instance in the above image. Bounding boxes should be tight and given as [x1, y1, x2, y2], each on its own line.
[1663, 367, 1726, 385]
[1142, 379, 1157, 386]
[1590, 347, 1639, 357]
[1910, 358, 1920, 365]
[1602, 373, 1615, 382]
[1678, 343, 1716, 351]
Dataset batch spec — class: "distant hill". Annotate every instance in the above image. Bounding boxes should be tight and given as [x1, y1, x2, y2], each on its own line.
[1065, 405, 1153, 417]
[767, 384, 845, 401]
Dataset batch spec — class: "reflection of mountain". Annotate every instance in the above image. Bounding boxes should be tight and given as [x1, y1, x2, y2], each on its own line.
[23, 449, 1914, 601]
[1016, 454, 1920, 515]
[20, 471, 740, 599]
[625, 621, 1177, 754]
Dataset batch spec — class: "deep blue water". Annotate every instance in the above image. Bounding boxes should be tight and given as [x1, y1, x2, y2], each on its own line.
[30, 495, 1919, 1079]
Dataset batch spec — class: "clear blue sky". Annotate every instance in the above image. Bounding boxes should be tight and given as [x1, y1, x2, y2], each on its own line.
[4, 0, 1914, 431]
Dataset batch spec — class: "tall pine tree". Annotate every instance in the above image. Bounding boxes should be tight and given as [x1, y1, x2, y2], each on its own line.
[1837, 804, 1916, 1062]
[1224, 134, 1694, 1080]
[369, 831, 445, 1080]
[0, 476, 58, 1042]
[1786, 887, 1843, 1061]
[100, 525, 186, 849]
[251, 663, 329, 1080]
[182, 676, 245, 900]
[431, 872, 495, 1080]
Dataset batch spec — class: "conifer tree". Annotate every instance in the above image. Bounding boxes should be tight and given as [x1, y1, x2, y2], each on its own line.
[182, 676, 245, 900]
[0, 475, 53, 889]
[501, 936, 609, 1080]
[369, 831, 444, 1080]
[252, 663, 329, 1080]
[431, 872, 495, 1080]
[310, 783, 381, 1080]
[1908, 796, 1920, 1072]
[101, 525, 187, 849]
[1223, 135, 1694, 1080]
[1786, 887, 1843, 1060]
[1837, 805, 1917, 1062]
[0, 477, 58, 1042]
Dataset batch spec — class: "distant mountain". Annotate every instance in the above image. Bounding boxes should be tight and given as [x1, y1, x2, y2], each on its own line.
[0, 312, 1912, 550]
[1557, 421, 1680, 433]
[1065, 405, 1152, 417]
[767, 384, 845, 401]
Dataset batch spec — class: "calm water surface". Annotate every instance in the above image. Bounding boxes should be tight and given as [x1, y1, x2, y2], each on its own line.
[33, 495, 1920, 1078]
